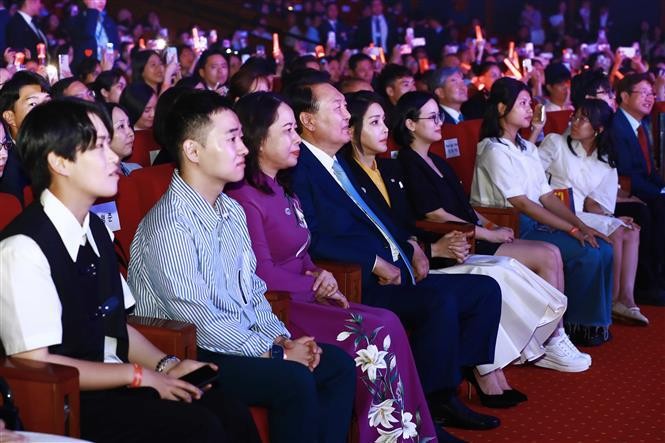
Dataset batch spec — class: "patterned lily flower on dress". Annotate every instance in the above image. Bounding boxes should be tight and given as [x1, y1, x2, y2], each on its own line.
[400, 412, 418, 439]
[368, 399, 399, 429]
[355, 344, 388, 381]
[375, 427, 403, 443]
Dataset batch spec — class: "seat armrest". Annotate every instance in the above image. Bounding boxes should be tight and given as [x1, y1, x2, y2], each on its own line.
[0, 357, 80, 437]
[618, 176, 632, 196]
[473, 206, 520, 237]
[313, 260, 362, 304]
[128, 316, 198, 360]
[264, 291, 291, 326]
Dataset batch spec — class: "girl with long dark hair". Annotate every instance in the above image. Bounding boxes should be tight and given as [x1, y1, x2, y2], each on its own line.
[472, 77, 614, 346]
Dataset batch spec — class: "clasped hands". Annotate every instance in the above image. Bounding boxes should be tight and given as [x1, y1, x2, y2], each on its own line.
[282, 336, 323, 372]
[306, 269, 349, 308]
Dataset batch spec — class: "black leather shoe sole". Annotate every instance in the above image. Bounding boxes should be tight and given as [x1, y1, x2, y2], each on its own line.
[431, 400, 501, 430]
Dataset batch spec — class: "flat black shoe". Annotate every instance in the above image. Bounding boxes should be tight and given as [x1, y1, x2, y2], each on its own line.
[503, 388, 528, 403]
[431, 396, 501, 430]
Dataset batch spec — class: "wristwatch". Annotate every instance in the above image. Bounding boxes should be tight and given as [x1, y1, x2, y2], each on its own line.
[270, 344, 285, 360]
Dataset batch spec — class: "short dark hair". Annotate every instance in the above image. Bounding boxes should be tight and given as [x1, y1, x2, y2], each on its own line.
[91, 68, 126, 101]
[16, 99, 112, 196]
[131, 49, 160, 84]
[345, 90, 386, 153]
[616, 72, 653, 105]
[376, 63, 412, 98]
[50, 77, 82, 99]
[283, 69, 330, 133]
[234, 92, 293, 195]
[544, 62, 571, 86]
[74, 57, 100, 83]
[393, 90, 437, 149]
[153, 86, 191, 149]
[570, 69, 612, 109]
[348, 53, 373, 72]
[194, 49, 228, 81]
[163, 89, 233, 169]
[0, 71, 50, 113]
[479, 77, 530, 148]
[119, 82, 156, 127]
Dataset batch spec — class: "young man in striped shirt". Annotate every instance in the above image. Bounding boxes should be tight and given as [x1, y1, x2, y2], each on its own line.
[128, 89, 356, 443]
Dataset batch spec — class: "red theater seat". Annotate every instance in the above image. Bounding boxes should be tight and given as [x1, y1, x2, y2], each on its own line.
[0, 192, 22, 229]
[126, 130, 161, 167]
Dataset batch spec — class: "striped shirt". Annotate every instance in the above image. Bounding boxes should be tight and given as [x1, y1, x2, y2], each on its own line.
[128, 171, 289, 357]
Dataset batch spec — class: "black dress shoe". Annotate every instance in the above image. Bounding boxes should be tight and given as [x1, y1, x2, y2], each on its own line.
[430, 396, 501, 430]
[635, 288, 665, 306]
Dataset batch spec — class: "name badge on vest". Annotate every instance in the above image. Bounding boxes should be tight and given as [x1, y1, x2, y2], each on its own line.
[90, 201, 121, 232]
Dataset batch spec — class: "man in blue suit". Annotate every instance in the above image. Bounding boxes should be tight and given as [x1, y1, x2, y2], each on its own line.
[66, 0, 120, 69]
[286, 71, 502, 441]
[611, 73, 665, 304]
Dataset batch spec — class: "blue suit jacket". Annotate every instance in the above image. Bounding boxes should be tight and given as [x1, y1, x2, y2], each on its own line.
[67, 8, 120, 68]
[5, 12, 47, 60]
[292, 144, 414, 287]
[609, 109, 665, 199]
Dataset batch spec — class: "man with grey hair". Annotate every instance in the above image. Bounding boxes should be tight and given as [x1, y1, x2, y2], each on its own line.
[428, 67, 468, 125]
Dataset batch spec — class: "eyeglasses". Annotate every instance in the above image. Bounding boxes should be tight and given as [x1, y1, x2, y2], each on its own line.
[0, 139, 11, 151]
[629, 89, 656, 99]
[594, 89, 615, 99]
[74, 89, 96, 100]
[570, 115, 590, 124]
[413, 113, 443, 125]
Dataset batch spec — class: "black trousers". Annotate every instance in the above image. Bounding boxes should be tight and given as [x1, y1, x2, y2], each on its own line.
[80, 385, 259, 443]
[197, 344, 356, 443]
[362, 271, 501, 396]
[615, 196, 665, 289]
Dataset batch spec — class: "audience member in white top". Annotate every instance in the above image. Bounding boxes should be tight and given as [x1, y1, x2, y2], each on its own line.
[539, 99, 647, 325]
[472, 77, 614, 348]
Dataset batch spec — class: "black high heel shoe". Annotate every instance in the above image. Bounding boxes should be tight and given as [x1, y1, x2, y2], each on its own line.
[463, 368, 519, 409]
[503, 388, 528, 403]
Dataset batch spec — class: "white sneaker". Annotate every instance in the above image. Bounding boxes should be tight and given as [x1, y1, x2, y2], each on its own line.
[534, 335, 590, 372]
[560, 334, 592, 366]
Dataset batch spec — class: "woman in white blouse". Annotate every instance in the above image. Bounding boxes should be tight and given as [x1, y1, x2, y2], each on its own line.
[472, 77, 614, 347]
[539, 99, 646, 325]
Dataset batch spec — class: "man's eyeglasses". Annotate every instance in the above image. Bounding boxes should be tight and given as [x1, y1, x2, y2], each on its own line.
[0, 139, 12, 151]
[413, 113, 443, 125]
[629, 89, 656, 99]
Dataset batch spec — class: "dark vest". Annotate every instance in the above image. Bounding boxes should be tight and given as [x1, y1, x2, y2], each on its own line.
[0, 203, 128, 362]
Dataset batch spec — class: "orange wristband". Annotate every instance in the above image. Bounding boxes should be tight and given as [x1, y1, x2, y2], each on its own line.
[484, 221, 497, 229]
[129, 363, 143, 388]
[569, 227, 580, 235]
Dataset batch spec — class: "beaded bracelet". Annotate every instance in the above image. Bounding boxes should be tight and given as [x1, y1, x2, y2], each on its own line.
[130, 363, 143, 388]
[155, 354, 181, 373]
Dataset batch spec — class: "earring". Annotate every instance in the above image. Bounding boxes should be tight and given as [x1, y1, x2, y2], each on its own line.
[594, 131, 598, 137]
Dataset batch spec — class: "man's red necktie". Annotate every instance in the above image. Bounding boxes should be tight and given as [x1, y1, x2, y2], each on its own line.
[637, 125, 652, 174]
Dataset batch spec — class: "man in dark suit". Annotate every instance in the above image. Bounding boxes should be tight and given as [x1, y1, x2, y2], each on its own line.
[354, 0, 398, 51]
[0, 2, 10, 56]
[610, 73, 665, 304]
[5, 0, 47, 61]
[66, 0, 120, 69]
[286, 72, 502, 441]
[428, 67, 468, 125]
[317, 1, 350, 50]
